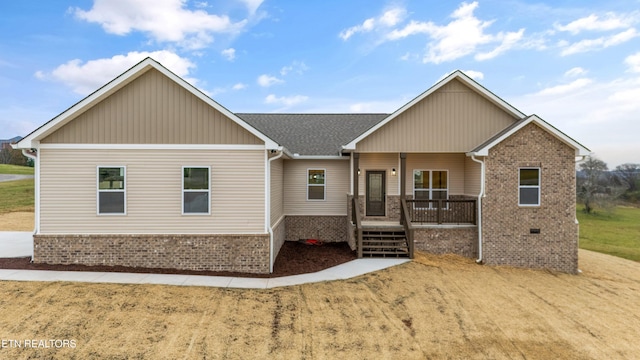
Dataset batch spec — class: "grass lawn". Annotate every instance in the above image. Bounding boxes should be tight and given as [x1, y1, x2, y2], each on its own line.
[0, 164, 34, 175]
[0, 179, 34, 214]
[578, 204, 640, 262]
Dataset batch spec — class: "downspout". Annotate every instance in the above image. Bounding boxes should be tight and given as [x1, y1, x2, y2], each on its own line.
[22, 149, 38, 263]
[267, 150, 284, 273]
[470, 155, 485, 264]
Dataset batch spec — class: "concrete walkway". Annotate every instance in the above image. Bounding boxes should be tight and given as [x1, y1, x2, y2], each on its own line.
[0, 174, 34, 182]
[0, 232, 409, 288]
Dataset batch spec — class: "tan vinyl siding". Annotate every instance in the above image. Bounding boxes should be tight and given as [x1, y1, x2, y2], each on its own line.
[283, 160, 350, 215]
[39, 149, 265, 234]
[42, 69, 262, 145]
[270, 158, 284, 226]
[356, 79, 518, 152]
[405, 153, 465, 196]
[357, 153, 399, 196]
[464, 156, 482, 196]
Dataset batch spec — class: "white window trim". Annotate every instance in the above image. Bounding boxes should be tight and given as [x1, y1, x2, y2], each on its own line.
[182, 166, 211, 215]
[96, 166, 127, 216]
[519, 167, 541, 207]
[307, 168, 326, 202]
[412, 169, 449, 210]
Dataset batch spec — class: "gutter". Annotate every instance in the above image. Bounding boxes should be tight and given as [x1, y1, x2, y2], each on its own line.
[21, 149, 38, 263]
[267, 149, 284, 273]
[470, 155, 485, 264]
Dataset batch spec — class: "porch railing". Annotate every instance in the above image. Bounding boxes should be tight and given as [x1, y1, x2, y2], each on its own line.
[400, 199, 415, 258]
[352, 197, 363, 258]
[406, 199, 477, 225]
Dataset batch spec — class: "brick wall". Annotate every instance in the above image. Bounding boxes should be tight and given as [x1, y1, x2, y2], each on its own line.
[34, 234, 270, 274]
[284, 216, 348, 242]
[482, 122, 578, 273]
[414, 226, 478, 257]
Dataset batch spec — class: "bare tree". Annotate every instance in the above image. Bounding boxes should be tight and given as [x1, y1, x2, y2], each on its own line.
[613, 163, 640, 192]
[0, 147, 27, 166]
[0, 147, 11, 164]
[577, 157, 609, 214]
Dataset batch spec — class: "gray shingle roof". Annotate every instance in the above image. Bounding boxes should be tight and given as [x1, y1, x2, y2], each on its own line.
[237, 113, 389, 156]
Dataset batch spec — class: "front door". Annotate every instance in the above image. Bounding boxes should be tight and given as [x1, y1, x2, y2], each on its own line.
[366, 171, 386, 216]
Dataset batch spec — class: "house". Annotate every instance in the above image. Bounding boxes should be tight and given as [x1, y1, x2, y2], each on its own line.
[14, 58, 590, 274]
[1, 136, 22, 150]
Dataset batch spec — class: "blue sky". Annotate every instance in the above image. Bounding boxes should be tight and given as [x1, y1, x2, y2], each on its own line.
[1, 0, 639, 167]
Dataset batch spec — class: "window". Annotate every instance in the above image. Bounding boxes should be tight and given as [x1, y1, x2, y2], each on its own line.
[413, 170, 448, 208]
[97, 167, 125, 215]
[519, 168, 540, 206]
[307, 169, 325, 201]
[183, 167, 210, 214]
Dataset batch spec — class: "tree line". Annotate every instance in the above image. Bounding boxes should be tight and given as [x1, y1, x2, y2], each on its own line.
[577, 157, 640, 213]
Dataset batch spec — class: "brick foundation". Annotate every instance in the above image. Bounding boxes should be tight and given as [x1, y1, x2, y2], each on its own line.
[285, 216, 348, 242]
[414, 226, 478, 258]
[33, 233, 270, 274]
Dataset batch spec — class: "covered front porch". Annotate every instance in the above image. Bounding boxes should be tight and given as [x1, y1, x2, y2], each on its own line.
[348, 152, 481, 259]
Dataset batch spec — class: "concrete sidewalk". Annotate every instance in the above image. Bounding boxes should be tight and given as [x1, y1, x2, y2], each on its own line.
[0, 231, 409, 288]
[0, 258, 409, 289]
[0, 231, 33, 257]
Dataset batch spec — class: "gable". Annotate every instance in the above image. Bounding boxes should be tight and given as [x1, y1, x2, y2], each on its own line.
[355, 79, 519, 152]
[41, 68, 263, 145]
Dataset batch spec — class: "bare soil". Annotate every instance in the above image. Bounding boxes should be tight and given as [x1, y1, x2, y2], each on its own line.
[1, 249, 639, 359]
[0, 211, 33, 231]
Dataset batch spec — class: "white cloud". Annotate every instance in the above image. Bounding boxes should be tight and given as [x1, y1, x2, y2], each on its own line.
[625, 52, 640, 73]
[462, 70, 484, 80]
[560, 28, 639, 56]
[385, 2, 523, 64]
[264, 94, 308, 107]
[41, 50, 195, 95]
[232, 82, 247, 90]
[257, 74, 283, 87]
[339, 7, 406, 40]
[475, 29, 525, 61]
[221, 48, 236, 61]
[555, 13, 637, 34]
[73, 0, 248, 50]
[239, 0, 264, 15]
[280, 61, 308, 76]
[564, 67, 587, 77]
[535, 78, 593, 96]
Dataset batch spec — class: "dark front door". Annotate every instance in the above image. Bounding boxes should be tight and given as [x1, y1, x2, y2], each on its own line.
[366, 171, 386, 216]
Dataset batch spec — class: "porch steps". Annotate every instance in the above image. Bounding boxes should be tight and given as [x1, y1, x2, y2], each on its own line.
[361, 230, 409, 258]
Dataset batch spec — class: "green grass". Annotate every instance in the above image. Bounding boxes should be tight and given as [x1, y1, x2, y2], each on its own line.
[0, 179, 34, 214]
[0, 164, 34, 175]
[578, 205, 640, 262]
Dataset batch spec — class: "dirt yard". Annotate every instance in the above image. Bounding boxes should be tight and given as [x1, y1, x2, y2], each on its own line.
[1, 249, 639, 359]
[0, 211, 33, 231]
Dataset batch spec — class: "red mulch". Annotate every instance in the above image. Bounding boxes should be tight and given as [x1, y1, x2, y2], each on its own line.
[0, 241, 356, 279]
